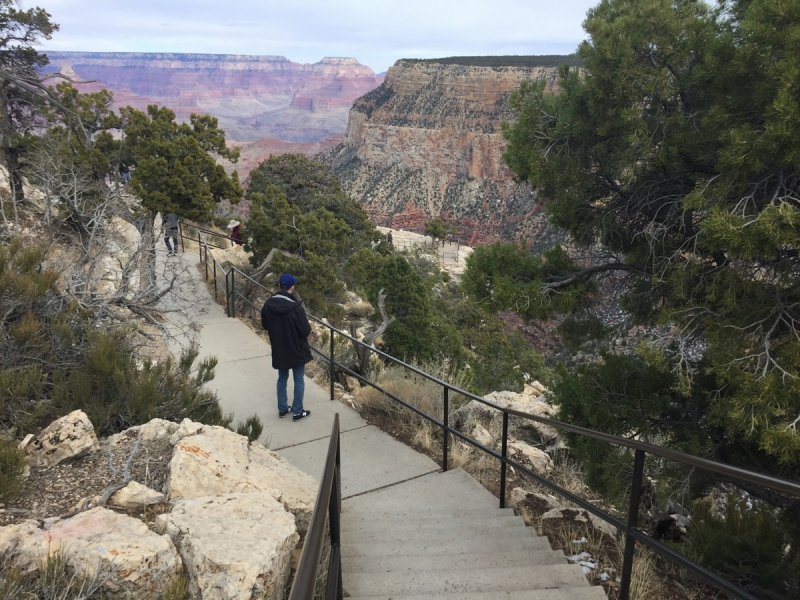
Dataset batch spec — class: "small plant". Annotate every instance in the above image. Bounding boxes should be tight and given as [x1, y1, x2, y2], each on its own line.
[0, 551, 105, 599]
[0, 439, 25, 503]
[236, 415, 264, 445]
[163, 575, 189, 600]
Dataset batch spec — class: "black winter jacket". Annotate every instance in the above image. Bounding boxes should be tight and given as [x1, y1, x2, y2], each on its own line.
[261, 292, 313, 370]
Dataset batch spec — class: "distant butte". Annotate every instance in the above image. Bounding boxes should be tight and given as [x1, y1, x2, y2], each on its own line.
[40, 52, 385, 148]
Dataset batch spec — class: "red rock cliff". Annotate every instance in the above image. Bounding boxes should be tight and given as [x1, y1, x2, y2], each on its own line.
[317, 59, 565, 243]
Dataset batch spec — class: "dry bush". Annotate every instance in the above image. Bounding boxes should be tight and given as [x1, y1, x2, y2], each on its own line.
[351, 362, 469, 432]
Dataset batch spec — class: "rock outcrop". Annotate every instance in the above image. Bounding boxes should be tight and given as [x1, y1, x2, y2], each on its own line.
[42, 53, 384, 146]
[165, 423, 318, 537]
[23, 410, 100, 467]
[451, 388, 560, 449]
[2, 415, 320, 599]
[0, 509, 182, 599]
[318, 58, 569, 244]
[162, 493, 298, 600]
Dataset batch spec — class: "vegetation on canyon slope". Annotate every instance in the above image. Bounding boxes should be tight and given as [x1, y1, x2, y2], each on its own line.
[0, 3, 236, 446]
[460, 0, 800, 594]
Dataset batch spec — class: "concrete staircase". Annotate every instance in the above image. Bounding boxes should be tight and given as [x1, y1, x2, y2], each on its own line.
[341, 469, 606, 599]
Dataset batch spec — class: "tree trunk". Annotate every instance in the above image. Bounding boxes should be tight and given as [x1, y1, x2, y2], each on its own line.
[136, 212, 158, 299]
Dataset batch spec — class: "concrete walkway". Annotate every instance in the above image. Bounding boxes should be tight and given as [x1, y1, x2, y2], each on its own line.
[156, 247, 439, 490]
[157, 246, 603, 599]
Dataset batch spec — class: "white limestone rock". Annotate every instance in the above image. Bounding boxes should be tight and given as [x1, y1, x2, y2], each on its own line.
[509, 440, 553, 476]
[470, 423, 494, 448]
[25, 410, 100, 467]
[168, 418, 205, 446]
[509, 488, 563, 514]
[163, 493, 298, 600]
[540, 507, 619, 549]
[452, 391, 560, 446]
[106, 419, 179, 448]
[165, 423, 318, 537]
[110, 481, 166, 508]
[0, 508, 182, 599]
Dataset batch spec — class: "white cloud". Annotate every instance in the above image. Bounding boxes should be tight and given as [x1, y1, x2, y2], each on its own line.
[37, 0, 596, 72]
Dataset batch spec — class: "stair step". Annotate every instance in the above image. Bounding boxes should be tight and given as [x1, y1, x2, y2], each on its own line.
[343, 524, 535, 545]
[346, 587, 608, 600]
[343, 515, 527, 536]
[343, 549, 566, 573]
[343, 468, 500, 513]
[342, 536, 552, 558]
[343, 507, 516, 520]
[343, 563, 590, 596]
[342, 514, 525, 529]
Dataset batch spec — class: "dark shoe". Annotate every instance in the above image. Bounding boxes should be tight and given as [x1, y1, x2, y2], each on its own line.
[279, 410, 290, 418]
[292, 410, 311, 422]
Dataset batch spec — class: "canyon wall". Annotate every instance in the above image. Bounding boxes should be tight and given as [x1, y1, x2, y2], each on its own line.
[317, 59, 564, 243]
[42, 52, 384, 144]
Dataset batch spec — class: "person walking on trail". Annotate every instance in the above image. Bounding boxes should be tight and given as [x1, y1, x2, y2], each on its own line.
[227, 219, 244, 246]
[163, 212, 179, 256]
[261, 274, 313, 422]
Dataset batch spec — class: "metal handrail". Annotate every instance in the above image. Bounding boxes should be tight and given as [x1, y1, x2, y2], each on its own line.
[185, 227, 800, 600]
[288, 414, 342, 600]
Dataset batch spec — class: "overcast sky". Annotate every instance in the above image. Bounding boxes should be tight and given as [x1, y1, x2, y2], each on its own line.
[39, 0, 598, 73]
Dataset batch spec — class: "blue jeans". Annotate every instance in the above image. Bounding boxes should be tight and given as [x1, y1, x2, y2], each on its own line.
[164, 229, 178, 252]
[277, 365, 305, 415]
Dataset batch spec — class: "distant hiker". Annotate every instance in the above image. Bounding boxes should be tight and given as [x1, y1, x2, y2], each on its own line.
[119, 162, 131, 185]
[387, 230, 393, 245]
[163, 212, 179, 256]
[261, 274, 313, 422]
[227, 219, 244, 246]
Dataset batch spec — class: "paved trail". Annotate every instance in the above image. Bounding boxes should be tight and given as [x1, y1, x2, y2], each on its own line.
[157, 247, 604, 599]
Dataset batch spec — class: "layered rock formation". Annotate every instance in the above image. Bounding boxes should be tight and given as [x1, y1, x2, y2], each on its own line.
[318, 58, 567, 243]
[42, 53, 384, 144]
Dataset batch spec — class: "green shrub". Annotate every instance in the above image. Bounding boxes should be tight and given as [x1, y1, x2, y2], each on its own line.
[685, 496, 799, 596]
[53, 335, 229, 436]
[0, 440, 25, 503]
[236, 415, 264, 445]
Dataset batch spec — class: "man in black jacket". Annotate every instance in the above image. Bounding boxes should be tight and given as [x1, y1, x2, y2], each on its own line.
[261, 274, 313, 421]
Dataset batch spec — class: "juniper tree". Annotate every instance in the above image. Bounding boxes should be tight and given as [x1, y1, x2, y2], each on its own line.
[460, 0, 800, 503]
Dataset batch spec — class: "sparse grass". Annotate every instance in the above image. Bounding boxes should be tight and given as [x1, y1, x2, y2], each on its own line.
[163, 575, 189, 600]
[0, 551, 106, 600]
[0, 439, 26, 503]
[548, 518, 662, 600]
[351, 362, 469, 430]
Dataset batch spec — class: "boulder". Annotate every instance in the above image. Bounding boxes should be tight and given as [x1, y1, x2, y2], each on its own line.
[524, 380, 547, 395]
[0, 509, 181, 599]
[451, 391, 560, 447]
[508, 488, 563, 518]
[470, 424, 494, 448]
[165, 423, 318, 537]
[509, 440, 553, 476]
[110, 481, 166, 509]
[212, 243, 252, 271]
[25, 410, 100, 467]
[168, 418, 206, 446]
[107, 419, 179, 448]
[162, 493, 298, 600]
[540, 508, 618, 550]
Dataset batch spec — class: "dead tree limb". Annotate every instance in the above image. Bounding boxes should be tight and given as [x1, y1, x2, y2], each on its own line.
[350, 288, 395, 376]
[234, 247, 292, 318]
